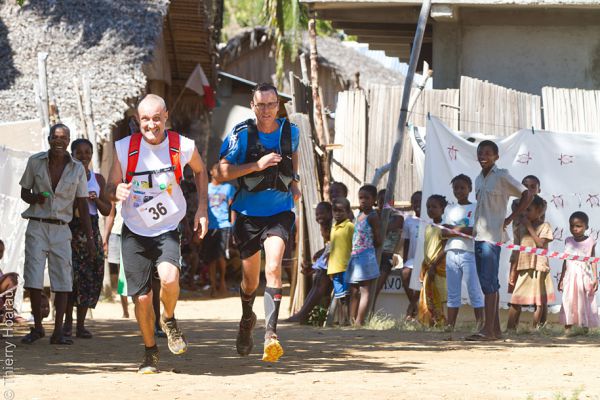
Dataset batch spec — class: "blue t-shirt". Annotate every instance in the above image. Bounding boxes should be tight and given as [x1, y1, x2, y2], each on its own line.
[219, 118, 299, 217]
[207, 182, 236, 229]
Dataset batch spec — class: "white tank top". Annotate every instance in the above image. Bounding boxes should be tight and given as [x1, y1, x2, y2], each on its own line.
[87, 172, 101, 215]
[114, 133, 195, 237]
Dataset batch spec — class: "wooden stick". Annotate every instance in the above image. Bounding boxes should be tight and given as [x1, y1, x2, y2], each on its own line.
[171, 86, 186, 112]
[371, 0, 432, 316]
[318, 87, 331, 145]
[299, 52, 309, 84]
[308, 13, 331, 201]
[73, 77, 87, 136]
[37, 52, 50, 135]
[290, 197, 305, 314]
[82, 77, 100, 171]
[33, 82, 49, 150]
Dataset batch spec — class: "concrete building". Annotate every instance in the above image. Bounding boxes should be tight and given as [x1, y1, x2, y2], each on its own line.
[301, 0, 600, 94]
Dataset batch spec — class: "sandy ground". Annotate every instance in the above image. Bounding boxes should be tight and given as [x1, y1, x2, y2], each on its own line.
[5, 293, 600, 400]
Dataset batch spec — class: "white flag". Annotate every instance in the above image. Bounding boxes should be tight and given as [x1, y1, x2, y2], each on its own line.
[184, 64, 207, 96]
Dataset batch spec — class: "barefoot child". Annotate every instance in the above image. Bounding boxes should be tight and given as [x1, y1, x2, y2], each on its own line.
[401, 191, 422, 319]
[558, 212, 599, 334]
[468, 140, 533, 341]
[506, 195, 555, 330]
[346, 185, 382, 326]
[508, 175, 544, 294]
[204, 163, 236, 297]
[327, 198, 354, 325]
[442, 175, 484, 330]
[418, 195, 448, 326]
[287, 202, 333, 323]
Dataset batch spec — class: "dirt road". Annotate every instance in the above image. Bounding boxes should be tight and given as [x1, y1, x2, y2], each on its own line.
[7, 296, 599, 400]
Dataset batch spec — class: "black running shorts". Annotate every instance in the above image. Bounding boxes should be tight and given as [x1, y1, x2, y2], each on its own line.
[121, 224, 181, 297]
[233, 211, 295, 260]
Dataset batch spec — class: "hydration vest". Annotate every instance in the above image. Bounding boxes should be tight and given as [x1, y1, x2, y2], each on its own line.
[239, 119, 293, 193]
[125, 131, 182, 186]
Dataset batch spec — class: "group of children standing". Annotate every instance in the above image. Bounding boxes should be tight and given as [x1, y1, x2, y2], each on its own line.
[411, 140, 598, 337]
[299, 138, 599, 335]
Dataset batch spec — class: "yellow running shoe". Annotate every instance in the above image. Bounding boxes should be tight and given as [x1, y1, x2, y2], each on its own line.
[262, 334, 284, 362]
[138, 347, 159, 374]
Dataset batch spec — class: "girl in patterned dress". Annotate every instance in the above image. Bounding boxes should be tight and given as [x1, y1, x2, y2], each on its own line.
[558, 212, 599, 335]
[507, 195, 555, 330]
[346, 185, 382, 326]
[418, 195, 448, 327]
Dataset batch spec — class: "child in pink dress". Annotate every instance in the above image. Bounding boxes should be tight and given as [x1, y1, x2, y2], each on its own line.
[558, 212, 599, 334]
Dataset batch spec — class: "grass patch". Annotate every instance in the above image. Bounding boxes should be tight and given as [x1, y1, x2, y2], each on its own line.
[525, 386, 585, 400]
[512, 324, 600, 338]
[553, 386, 584, 400]
[364, 312, 447, 332]
[364, 312, 398, 330]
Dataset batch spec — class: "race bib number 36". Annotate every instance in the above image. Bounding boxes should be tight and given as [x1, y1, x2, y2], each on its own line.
[136, 191, 179, 227]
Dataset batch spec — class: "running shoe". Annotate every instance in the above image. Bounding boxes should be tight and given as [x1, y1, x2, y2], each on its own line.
[236, 312, 256, 356]
[262, 333, 284, 362]
[160, 316, 188, 355]
[138, 347, 159, 374]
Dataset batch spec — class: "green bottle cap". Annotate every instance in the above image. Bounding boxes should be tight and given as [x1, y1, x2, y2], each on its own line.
[41, 191, 51, 198]
[159, 184, 166, 190]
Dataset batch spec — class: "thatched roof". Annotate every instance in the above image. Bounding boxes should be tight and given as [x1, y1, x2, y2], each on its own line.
[220, 27, 405, 86]
[0, 0, 169, 141]
[0, 0, 213, 139]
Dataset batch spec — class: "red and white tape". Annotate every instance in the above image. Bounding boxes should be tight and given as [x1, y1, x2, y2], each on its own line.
[410, 216, 600, 264]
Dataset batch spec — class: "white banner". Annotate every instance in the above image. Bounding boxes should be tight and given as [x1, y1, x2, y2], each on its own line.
[412, 116, 600, 309]
[0, 146, 35, 313]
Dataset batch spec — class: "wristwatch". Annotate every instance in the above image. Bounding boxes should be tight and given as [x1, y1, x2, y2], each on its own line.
[292, 173, 300, 182]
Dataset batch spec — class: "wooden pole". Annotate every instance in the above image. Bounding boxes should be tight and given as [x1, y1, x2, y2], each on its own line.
[82, 77, 100, 172]
[318, 87, 331, 145]
[299, 52, 309, 84]
[73, 77, 88, 137]
[371, 61, 432, 188]
[290, 198, 306, 314]
[33, 82, 48, 150]
[170, 87, 186, 112]
[369, 0, 432, 316]
[81, 76, 109, 298]
[37, 52, 50, 142]
[308, 13, 331, 201]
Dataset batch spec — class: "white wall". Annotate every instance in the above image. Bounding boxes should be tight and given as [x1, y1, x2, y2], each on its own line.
[433, 8, 600, 93]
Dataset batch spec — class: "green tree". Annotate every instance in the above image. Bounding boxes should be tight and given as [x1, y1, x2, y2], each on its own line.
[224, 0, 335, 88]
[222, 0, 266, 40]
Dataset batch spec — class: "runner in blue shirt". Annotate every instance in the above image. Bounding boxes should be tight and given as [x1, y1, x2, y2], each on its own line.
[215, 83, 300, 362]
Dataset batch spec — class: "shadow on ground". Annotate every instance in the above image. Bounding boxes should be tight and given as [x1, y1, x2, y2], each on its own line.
[10, 314, 599, 377]
[11, 318, 421, 376]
